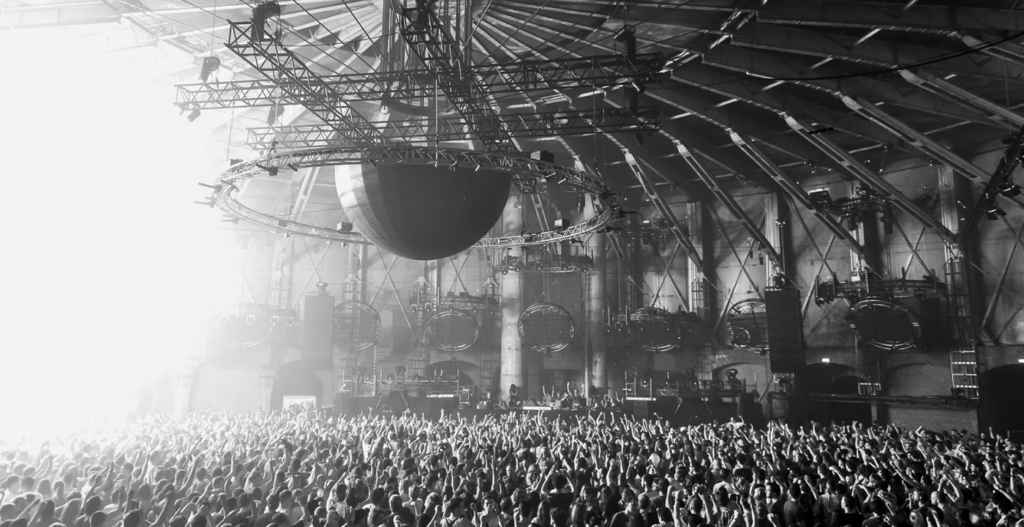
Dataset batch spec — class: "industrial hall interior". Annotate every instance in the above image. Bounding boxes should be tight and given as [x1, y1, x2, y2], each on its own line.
[5, 0, 1024, 437]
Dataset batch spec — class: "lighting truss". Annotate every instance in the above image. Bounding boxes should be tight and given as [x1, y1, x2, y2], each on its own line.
[244, 107, 660, 150]
[398, 4, 513, 152]
[813, 273, 947, 306]
[176, 53, 666, 109]
[225, 21, 388, 146]
[208, 145, 616, 248]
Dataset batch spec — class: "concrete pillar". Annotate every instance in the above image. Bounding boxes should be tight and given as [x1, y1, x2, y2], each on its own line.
[500, 195, 524, 401]
[586, 195, 608, 390]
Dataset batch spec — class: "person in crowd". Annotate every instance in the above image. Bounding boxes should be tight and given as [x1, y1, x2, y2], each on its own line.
[1, 410, 1022, 527]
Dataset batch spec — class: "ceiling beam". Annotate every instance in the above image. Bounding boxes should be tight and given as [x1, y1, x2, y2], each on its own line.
[727, 24, 1024, 83]
[729, 132, 864, 255]
[701, 45, 998, 126]
[900, 70, 1024, 127]
[784, 114, 958, 245]
[673, 142, 783, 268]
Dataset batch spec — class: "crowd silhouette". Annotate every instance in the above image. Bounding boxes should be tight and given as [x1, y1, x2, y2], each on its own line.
[1, 409, 1021, 527]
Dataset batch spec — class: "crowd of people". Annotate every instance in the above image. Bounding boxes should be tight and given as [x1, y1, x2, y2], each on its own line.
[1, 409, 1022, 527]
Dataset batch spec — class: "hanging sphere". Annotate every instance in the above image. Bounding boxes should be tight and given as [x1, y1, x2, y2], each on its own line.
[336, 162, 512, 260]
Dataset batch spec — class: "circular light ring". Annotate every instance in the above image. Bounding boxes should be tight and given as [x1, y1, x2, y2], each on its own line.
[727, 299, 768, 351]
[333, 301, 381, 352]
[518, 302, 575, 353]
[425, 308, 480, 352]
[846, 297, 921, 351]
[628, 307, 681, 353]
[211, 145, 615, 248]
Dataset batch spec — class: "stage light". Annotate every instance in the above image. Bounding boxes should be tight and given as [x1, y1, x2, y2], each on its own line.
[1018, 358, 1024, 364]
[187, 108, 201, 122]
[614, 24, 636, 42]
[316, 282, 328, 293]
[984, 203, 1007, 220]
[821, 358, 831, 363]
[807, 188, 833, 209]
[553, 218, 571, 230]
[999, 181, 1022, 197]
[267, 103, 285, 126]
[199, 56, 220, 83]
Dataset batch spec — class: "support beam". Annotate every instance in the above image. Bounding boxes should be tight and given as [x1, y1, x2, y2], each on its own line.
[839, 95, 1011, 185]
[900, 70, 1024, 127]
[730, 24, 1024, 83]
[729, 131, 863, 255]
[784, 114, 958, 245]
[702, 46, 996, 126]
[621, 150, 703, 269]
[674, 141, 783, 269]
[243, 107, 659, 150]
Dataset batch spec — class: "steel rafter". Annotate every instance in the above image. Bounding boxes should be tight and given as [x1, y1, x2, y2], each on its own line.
[621, 151, 702, 268]
[674, 142, 783, 269]
[839, 95, 1023, 193]
[729, 132, 863, 255]
[900, 70, 1024, 128]
[783, 114, 958, 245]
[224, 21, 388, 146]
[398, 5, 513, 152]
[176, 52, 665, 110]
[244, 107, 659, 150]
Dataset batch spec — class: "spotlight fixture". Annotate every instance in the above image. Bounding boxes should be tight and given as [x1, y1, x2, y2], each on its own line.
[613, 24, 637, 59]
[267, 103, 285, 126]
[807, 188, 833, 209]
[187, 107, 201, 122]
[199, 55, 221, 83]
[553, 218, 571, 230]
[316, 282, 328, 293]
[984, 203, 1007, 221]
[999, 181, 1022, 197]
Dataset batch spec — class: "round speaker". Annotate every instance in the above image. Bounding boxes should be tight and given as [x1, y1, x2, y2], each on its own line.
[846, 297, 921, 351]
[426, 308, 479, 352]
[727, 299, 768, 351]
[629, 307, 681, 353]
[333, 301, 381, 352]
[519, 303, 575, 353]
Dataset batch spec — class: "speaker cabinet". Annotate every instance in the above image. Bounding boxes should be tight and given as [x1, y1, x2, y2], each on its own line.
[303, 294, 334, 367]
[765, 288, 805, 373]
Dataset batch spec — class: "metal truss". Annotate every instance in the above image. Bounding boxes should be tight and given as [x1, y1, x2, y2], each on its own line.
[398, 5, 513, 151]
[176, 53, 666, 109]
[245, 107, 659, 150]
[207, 145, 616, 249]
[224, 21, 388, 146]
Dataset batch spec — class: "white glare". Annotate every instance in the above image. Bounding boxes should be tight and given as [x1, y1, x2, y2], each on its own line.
[0, 22, 240, 426]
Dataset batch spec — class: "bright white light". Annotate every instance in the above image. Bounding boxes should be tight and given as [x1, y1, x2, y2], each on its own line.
[1018, 358, 1024, 364]
[1, 23, 238, 424]
[821, 358, 832, 363]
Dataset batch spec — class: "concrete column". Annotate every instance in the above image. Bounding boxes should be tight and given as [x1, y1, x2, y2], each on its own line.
[586, 196, 608, 390]
[500, 195, 524, 401]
